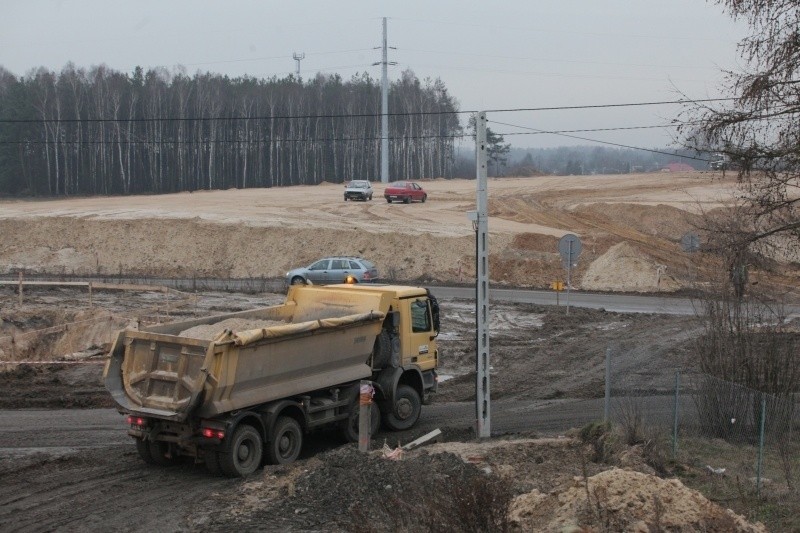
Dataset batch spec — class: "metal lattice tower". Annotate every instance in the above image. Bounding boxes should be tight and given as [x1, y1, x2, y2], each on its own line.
[292, 52, 305, 79]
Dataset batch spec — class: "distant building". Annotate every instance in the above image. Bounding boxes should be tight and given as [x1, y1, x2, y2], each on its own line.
[663, 162, 695, 172]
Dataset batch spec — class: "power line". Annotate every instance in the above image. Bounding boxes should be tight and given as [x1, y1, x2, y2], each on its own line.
[0, 122, 696, 145]
[0, 97, 734, 124]
[488, 119, 712, 162]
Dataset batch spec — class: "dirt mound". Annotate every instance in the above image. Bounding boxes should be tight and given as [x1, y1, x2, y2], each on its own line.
[510, 468, 765, 532]
[194, 444, 511, 532]
[0, 305, 128, 362]
[582, 241, 681, 292]
[573, 203, 701, 242]
[191, 440, 765, 533]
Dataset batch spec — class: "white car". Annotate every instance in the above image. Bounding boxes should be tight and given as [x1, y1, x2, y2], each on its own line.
[344, 180, 373, 201]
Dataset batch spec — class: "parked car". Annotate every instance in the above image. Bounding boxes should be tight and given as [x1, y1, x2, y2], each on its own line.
[286, 257, 379, 285]
[384, 181, 427, 204]
[344, 180, 373, 201]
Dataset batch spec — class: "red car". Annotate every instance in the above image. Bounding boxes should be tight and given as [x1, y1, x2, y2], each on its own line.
[383, 181, 427, 204]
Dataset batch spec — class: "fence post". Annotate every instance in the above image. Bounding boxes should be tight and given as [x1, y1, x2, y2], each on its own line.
[604, 347, 611, 422]
[18, 271, 23, 307]
[359, 380, 374, 452]
[88, 282, 93, 309]
[756, 396, 766, 498]
[672, 370, 681, 460]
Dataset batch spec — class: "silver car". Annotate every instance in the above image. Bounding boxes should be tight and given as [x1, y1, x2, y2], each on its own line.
[286, 257, 379, 285]
[344, 180, 373, 201]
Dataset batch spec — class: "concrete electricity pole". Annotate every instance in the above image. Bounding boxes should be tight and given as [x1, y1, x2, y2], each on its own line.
[292, 52, 305, 79]
[473, 112, 491, 438]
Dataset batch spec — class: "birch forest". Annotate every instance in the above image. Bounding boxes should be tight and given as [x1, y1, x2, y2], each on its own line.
[0, 64, 462, 196]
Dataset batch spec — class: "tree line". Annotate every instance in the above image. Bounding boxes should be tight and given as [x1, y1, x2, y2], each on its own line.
[0, 64, 462, 196]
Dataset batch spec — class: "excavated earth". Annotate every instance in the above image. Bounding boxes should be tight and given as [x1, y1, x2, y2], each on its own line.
[0, 173, 788, 531]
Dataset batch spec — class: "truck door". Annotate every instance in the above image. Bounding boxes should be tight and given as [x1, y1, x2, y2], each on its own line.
[401, 296, 437, 371]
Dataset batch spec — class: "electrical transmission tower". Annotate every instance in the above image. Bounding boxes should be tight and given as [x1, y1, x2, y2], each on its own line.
[372, 18, 396, 184]
[292, 52, 305, 79]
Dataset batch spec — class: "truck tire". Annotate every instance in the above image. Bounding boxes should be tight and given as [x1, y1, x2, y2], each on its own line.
[135, 438, 176, 466]
[220, 424, 263, 477]
[382, 385, 421, 431]
[205, 450, 222, 476]
[340, 402, 381, 443]
[372, 330, 392, 368]
[266, 417, 302, 465]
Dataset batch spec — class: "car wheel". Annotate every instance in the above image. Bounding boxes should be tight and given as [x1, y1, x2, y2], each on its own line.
[422, 194, 427, 203]
[290, 276, 306, 285]
[386, 197, 392, 203]
[344, 196, 348, 201]
[403, 196, 411, 204]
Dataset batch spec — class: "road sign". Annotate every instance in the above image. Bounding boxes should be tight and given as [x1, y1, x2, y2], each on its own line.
[557, 234, 581, 315]
[550, 281, 564, 291]
[558, 234, 582, 264]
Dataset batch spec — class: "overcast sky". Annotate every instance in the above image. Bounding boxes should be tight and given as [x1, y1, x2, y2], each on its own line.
[1, 0, 748, 150]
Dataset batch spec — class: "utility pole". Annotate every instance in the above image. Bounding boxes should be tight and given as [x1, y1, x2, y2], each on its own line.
[473, 112, 491, 438]
[373, 18, 395, 184]
[292, 51, 305, 79]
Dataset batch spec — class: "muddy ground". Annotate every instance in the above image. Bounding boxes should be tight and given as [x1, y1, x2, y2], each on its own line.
[0, 172, 788, 531]
[0, 285, 769, 532]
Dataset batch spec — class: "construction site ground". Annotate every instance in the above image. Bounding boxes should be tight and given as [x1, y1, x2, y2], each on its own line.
[0, 172, 793, 531]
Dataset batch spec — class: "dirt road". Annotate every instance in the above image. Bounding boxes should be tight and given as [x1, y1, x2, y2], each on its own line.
[0, 284, 702, 531]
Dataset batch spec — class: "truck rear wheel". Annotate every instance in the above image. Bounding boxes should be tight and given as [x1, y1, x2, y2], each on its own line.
[266, 417, 302, 465]
[205, 450, 222, 475]
[135, 438, 176, 466]
[382, 385, 421, 431]
[220, 424, 263, 477]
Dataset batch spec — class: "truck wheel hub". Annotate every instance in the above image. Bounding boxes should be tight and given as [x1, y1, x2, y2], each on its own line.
[396, 399, 412, 419]
[237, 443, 251, 461]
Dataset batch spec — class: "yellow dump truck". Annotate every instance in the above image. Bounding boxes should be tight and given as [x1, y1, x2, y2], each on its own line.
[104, 283, 440, 476]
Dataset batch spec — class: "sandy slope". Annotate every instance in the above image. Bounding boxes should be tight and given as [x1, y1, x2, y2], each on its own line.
[0, 172, 774, 291]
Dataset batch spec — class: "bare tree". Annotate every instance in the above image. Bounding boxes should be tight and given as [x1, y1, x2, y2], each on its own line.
[682, 1, 800, 264]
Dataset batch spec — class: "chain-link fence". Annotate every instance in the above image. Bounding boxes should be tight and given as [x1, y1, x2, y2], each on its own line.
[605, 359, 799, 498]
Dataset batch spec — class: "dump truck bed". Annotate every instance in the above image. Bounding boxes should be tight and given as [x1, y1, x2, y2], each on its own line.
[105, 299, 385, 421]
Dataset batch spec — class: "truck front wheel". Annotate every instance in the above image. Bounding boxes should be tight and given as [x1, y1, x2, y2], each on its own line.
[266, 417, 302, 465]
[220, 424, 263, 477]
[382, 385, 421, 431]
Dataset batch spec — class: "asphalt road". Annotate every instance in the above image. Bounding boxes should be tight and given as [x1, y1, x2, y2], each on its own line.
[4, 274, 798, 317]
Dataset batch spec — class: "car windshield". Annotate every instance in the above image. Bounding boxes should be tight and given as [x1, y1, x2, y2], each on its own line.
[360, 259, 375, 269]
[351, 181, 368, 188]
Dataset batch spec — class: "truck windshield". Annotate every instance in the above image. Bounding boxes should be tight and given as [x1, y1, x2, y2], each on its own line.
[411, 299, 431, 333]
